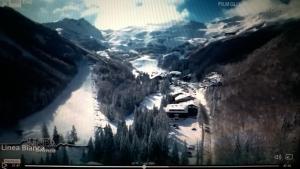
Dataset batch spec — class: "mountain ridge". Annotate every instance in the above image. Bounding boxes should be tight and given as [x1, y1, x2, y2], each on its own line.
[44, 18, 106, 51]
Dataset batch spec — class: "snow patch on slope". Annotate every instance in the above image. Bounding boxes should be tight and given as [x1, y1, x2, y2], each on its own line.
[141, 93, 163, 109]
[130, 55, 166, 78]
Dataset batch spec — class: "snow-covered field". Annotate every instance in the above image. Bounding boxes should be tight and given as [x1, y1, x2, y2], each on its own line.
[130, 55, 166, 78]
[170, 118, 202, 146]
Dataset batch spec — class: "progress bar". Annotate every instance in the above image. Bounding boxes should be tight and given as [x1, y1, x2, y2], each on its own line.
[25, 165, 281, 168]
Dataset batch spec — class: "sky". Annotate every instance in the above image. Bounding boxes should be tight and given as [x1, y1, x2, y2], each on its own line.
[2, 0, 299, 30]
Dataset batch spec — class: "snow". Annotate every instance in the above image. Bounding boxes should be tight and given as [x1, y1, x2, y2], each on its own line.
[131, 69, 140, 78]
[107, 47, 121, 53]
[170, 118, 202, 146]
[196, 88, 209, 113]
[130, 55, 166, 78]
[94, 110, 117, 134]
[205, 72, 222, 83]
[141, 93, 163, 110]
[204, 15, 268, 45]
[170, 71, 182, 76]
[96, 50, 110, 59]
[55, 27, 63, 35]
[125, 114, 134, 127]
[129, 49, 139, 54]
[17, 64, 96, 144]
[105, 26, 150, 52]
[187, 38, 207, 45]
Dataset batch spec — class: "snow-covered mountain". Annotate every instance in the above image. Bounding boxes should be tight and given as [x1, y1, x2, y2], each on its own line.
[103, 16, 269, 63]
[205, 15, 266, 40]
[44, 18, 107, 51]
[103, 21, 206, 58]
[101, 16, 274, 76]
[147, 21, 206, 49]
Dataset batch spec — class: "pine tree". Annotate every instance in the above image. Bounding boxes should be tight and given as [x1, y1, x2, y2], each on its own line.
[115, 120, 127, 150]
[68, 125, 79, 144]
[233, 134, 242, 164]
[133, 107, 142, 138]
[41, 123, 50, 138]
[196, 140, 201, 165]
[39, 157, 44, 165]
[171, 142, 179, 165]
[154, 130, 169, 164]
[243, 138, 251, 164]
[153, 106, 159, 116]
[87, 137, 94, 162]
[103, 125, 114, 164]
[50, 153, 58, 164]
[162, 133, 169, 164]
[20, 154, 25, 167]
[119, 132, 131, 164]
[62, 147, 69, 165]
[52, 126, 60, 145]
[159, 79, 169, 94]
[147, 130, 155, 162]
[139, 137, 148, 162]
[59, 134, 65, 143]
[181, 141, 189, 165]
[128, 126, 134, 142]
[80, 149, 87, 163]
[45, 153, 50, 164]
[130, 132, 140, 162]
[94, 127, 103, 162]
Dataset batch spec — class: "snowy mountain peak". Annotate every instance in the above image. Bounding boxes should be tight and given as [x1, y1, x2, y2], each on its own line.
[45, 18, 104, 41]
[44, 18, 106, 51]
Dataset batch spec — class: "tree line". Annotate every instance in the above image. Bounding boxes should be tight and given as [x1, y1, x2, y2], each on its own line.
[81, 107, 190, 165]
[39, 124, 78, 165]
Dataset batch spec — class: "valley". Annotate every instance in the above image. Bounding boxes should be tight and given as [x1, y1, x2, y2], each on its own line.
[0, 5, 299, 166]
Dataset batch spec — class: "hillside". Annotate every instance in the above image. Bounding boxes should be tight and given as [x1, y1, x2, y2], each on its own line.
[204, 20, 300, 165]
[186, 21, 287, 80]
[0, 7, 88, 127]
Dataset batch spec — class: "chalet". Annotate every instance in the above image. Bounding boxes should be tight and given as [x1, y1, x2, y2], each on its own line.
[164, 103, 198, 119]
[174, 93, 195, 103]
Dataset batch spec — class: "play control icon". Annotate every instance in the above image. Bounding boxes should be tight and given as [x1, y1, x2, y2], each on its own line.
[274, 154, 283, 160]
[285, 154, 293, 161]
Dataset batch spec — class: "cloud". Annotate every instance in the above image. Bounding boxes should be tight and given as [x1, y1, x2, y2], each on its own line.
[80, 0, 188, 30]
[180, 8, 190, 19]
[53, 3, 80, 15]
[225, 0, 300, 21]
[43, 0, 55, 4]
